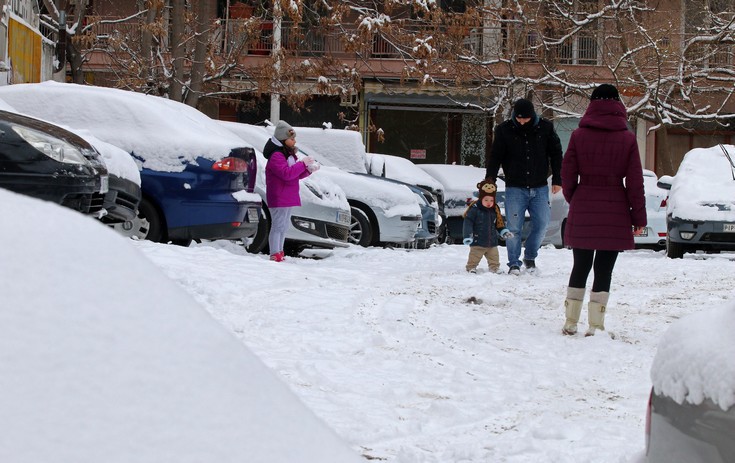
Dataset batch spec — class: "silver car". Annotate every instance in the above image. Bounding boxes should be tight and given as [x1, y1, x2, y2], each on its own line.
[646, 304, 735, 462]
[270, 126, 423, 247]
[657, 144, 735, 259]
[219, 122, 351, 254]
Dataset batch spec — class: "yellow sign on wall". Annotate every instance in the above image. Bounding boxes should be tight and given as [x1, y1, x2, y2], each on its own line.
[8, 18, 42, 83]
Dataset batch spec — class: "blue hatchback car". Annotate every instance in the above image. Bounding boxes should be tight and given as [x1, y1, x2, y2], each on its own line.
[0, 82, 262, 245]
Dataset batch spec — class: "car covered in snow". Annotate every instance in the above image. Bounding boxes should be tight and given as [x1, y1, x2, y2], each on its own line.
[218, 121, 351, 255]
[657, 144, 735, 258]
[636, 169, 668, 249]
[0, 187, 363, 463]
[646, 302, 735, 462]
[366, 152, 444, 248]
[264, 125, 424, 247]
[0, 109, 110, 217]
[0, 82, 261, 245]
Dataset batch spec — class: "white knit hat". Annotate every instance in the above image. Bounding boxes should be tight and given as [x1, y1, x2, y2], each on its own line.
[274, 120, 296, 141]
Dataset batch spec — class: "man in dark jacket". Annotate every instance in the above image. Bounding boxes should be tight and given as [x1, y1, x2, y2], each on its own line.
[485, 98, 563, 275]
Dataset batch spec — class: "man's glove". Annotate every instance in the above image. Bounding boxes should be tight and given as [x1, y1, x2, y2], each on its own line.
[307, 163, 320, 173]
[302, 156, 315, 166]
[500, 229, 514, 239]
[463, 237, 473, 246]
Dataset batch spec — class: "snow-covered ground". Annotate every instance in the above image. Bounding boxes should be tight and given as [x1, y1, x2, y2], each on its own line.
[137, 239, 735, 462]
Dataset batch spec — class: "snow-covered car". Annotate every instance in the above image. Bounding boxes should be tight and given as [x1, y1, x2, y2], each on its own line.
[657, 144, 735, 258]
[0, 99, 140, 225]
[0, 109, 109, 217]
[0, 81, 261, 246]
[72, 131, 141, 225]
[0, 187, 363, 463]
[646, 302, 735, 463]
[636, 169, 668, 249]
[366, 152, 444, 248]
[265, 125, 424, 247]
[218, 121, 351, 255]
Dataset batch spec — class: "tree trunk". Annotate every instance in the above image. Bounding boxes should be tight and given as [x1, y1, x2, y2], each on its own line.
[169, 0, 185, 101]
[655, 125, 676, 177]
[141, 0, 160, 89]
[184, 0, 211, 108]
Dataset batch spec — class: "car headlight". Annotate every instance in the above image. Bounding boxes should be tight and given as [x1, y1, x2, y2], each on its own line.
[679, 231, 695, 240]
[12, 125, 90, 165]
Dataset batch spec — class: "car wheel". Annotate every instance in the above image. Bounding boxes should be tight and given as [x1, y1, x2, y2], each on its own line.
[111, 198, 163, 242]
[348, 206, 372, 247]
[666, 236, 684, 259]
[247, 208, 270, 254]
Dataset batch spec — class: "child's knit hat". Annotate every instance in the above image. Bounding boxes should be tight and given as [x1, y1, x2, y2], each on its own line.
[477, 179, 497, 201]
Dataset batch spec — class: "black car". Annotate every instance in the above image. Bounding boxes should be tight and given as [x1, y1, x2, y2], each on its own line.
[0, 110, 109, 216]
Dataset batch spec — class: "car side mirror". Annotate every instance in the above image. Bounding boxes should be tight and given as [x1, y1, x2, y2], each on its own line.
[657, 175, 673, 190]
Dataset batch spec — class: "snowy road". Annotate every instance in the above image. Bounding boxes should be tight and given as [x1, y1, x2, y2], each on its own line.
[138, 241, 735, 462]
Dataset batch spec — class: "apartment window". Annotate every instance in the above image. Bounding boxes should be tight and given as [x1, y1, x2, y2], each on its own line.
[684, 0, 734, 68]
[557, 0, 599, 65]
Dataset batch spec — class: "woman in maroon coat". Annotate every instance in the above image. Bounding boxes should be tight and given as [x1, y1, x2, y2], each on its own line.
[560, 84, 647, 337]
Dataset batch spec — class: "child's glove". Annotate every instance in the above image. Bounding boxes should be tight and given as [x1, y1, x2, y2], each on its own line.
[463, 237, 473, 245]
[500, 229, 513, 239]
[307, 163, 320, 173]
[302, 156, 315, 166]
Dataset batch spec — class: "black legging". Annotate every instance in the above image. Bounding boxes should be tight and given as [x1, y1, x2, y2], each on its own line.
[568, 249, 620, 292]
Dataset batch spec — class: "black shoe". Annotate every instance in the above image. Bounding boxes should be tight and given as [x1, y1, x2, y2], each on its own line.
[523, 259, 536, 269]
[508, 265, 521, 276]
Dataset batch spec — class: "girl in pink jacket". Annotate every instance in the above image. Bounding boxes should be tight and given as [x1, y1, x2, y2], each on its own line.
[263, 121, 319, 262]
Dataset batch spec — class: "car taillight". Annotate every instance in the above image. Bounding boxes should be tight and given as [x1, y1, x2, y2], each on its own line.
[660, 197, 667, 208]
[213, 157, 248, 172]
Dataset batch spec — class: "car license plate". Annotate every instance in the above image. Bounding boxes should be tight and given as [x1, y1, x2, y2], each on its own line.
[336, 210, 350, 225]
[247, 207, 259, 223]
[638, 228, 648, 237]
[724, 223, 735, 232]
[100, 175, 109, 194]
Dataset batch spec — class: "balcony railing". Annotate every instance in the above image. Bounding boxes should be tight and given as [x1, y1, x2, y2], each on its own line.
[82, 17, 735, 71]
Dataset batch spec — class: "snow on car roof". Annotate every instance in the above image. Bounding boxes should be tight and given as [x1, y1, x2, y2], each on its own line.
[366, 153, 444, 192]
[0, 81, 248, 172]
[650, 303, 735, 411]
[0, 98, 141, 184]
[668, 144, 735, 222]
[275, 126, 368, 174]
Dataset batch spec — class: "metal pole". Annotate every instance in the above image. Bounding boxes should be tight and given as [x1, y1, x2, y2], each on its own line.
[269, 0, 282, 123]
[223, 0, 230, 55]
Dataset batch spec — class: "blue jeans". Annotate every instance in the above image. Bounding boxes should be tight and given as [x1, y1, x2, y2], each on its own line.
[504, 186, 550, 268]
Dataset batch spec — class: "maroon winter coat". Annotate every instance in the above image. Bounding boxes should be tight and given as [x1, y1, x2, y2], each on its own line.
[562, 99, 646, 251]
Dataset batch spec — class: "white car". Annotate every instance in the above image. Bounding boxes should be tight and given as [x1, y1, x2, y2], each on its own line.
[657, 144, 735, 258]
[0, 188, 362, 463]
[218, 121, 351, 255]
[262, 125, 424, 247]
[637, 169, 668, 249]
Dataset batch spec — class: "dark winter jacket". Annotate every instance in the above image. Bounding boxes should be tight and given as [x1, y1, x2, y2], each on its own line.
[486, 117, 563, 188]
[462, 201, 506, 248]
[263, 137, 311, 208]
[562, 99, 647, 251]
